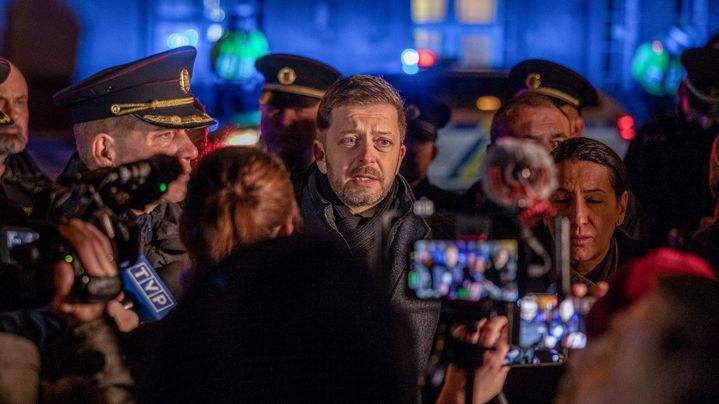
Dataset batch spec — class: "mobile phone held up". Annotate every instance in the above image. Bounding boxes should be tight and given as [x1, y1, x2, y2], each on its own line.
[408, 239, 519, 303]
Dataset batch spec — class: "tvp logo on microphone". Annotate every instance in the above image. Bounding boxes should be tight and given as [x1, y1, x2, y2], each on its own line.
[121, 255, 177, 322]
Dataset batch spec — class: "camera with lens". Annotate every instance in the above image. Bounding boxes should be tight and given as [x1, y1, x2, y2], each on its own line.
[0, 154, 182, 311]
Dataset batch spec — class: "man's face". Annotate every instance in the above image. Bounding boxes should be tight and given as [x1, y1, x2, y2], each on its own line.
[510, 105, 572, 151]
[114, 120, 199, 204]
[400, 136, 436, 185]
[315, 103, 405, 216]
[0, 65, 29, 155]
[565, 292, 671, 404]
[546, 160, 627, 274]
[260, 103, 319, 168]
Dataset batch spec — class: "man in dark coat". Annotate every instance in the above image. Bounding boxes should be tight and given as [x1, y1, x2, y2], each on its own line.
[52, 46, 216, 297]
[299, 75, 447, 402]
[624, 45, 719, 247]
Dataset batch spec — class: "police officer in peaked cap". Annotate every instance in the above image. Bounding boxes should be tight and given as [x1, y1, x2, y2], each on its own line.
[255, 53, 341, 193]
[625, 45, 719, 248]
[509, 59, 599, 137]
[53, 46, 215, 297]
[399, 92, 463, 211]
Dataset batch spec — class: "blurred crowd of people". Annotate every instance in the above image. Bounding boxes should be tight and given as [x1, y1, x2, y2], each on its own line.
[1, 32, 719, 404]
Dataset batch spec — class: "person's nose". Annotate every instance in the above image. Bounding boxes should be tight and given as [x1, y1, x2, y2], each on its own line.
[357, 138, 378, 165]
[567, 197, 588, 227]
[175, 129, 199, 169]
[0, 103, 12, 121]
[280, 108, 299, 126]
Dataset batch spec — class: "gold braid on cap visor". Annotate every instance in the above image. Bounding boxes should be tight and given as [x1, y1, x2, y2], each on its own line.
[523, 88, 581, 108]
[261, 83, 326, 99]
[110, 97, 196, 116]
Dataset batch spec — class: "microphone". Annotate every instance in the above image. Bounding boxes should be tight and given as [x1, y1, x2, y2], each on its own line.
[120, 255, 177, 322]
[480, 138, 557, 210]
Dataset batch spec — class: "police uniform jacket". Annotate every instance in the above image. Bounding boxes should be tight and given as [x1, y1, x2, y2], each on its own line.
[412, 177, 463, 212]
[625, 114, 718, 247]
[300, 168, 442, 402]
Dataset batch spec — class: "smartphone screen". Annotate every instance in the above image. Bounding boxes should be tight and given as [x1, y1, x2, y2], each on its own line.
[408, 239, 519, 302]
[519, 293, 590, 349]
[0, 226, 40, 265]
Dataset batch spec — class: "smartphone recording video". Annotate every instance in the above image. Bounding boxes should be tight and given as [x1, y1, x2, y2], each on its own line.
[408, 239, 519, 302]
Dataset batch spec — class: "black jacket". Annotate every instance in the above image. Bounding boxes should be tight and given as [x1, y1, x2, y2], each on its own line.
[624, 114, 718, 247]
[300, 170, 442, 402]
[140, 235, 402, 403]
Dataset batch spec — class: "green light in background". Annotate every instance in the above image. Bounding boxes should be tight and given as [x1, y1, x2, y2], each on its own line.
[631, 40, 670, 96]
[64, 255, 73, 263]
[159, 183, 168, 193]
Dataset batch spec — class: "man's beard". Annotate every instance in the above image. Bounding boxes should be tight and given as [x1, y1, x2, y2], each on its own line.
[328, 165, 387, 209]
[0, 127, 27, 155]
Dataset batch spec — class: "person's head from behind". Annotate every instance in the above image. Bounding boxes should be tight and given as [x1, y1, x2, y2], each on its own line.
[181, 146, 300, 269]
[0, 58, 29, 157]
[314, 75, 407, 216]
[489, 92, 572, 152]
[545, 137, 628, 275]
[564, 275, 719, 404]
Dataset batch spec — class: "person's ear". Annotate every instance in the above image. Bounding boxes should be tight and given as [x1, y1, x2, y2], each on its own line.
[431, 144, 438, 162]
[572, 117, 585, 137]
[271, 222, 294, 238]
[90, 133, 117, 168]
[313, 139, 327, 174]
[617, 190, 629, 226]
[394, 144, 406, 175]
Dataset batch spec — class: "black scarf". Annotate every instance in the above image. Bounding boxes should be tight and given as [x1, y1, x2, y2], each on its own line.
[316, 172, 399, 280]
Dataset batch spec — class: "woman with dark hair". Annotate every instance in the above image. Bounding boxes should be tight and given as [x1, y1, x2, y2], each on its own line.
[544, 137, 643, 286]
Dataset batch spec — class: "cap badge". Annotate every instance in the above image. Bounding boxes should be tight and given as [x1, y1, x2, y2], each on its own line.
[179, 69, 191, 94]
[526, 73, 542, 90]
[277, 67, 296, 86]
[406, 104, 421, 120]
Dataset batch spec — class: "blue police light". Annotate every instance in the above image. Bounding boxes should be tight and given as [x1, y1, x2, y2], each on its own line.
[166, 29, 199, 49]
[401, 48, 420, 66]
[403, 64, 419, 75]
[207, 23, 224, 42]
